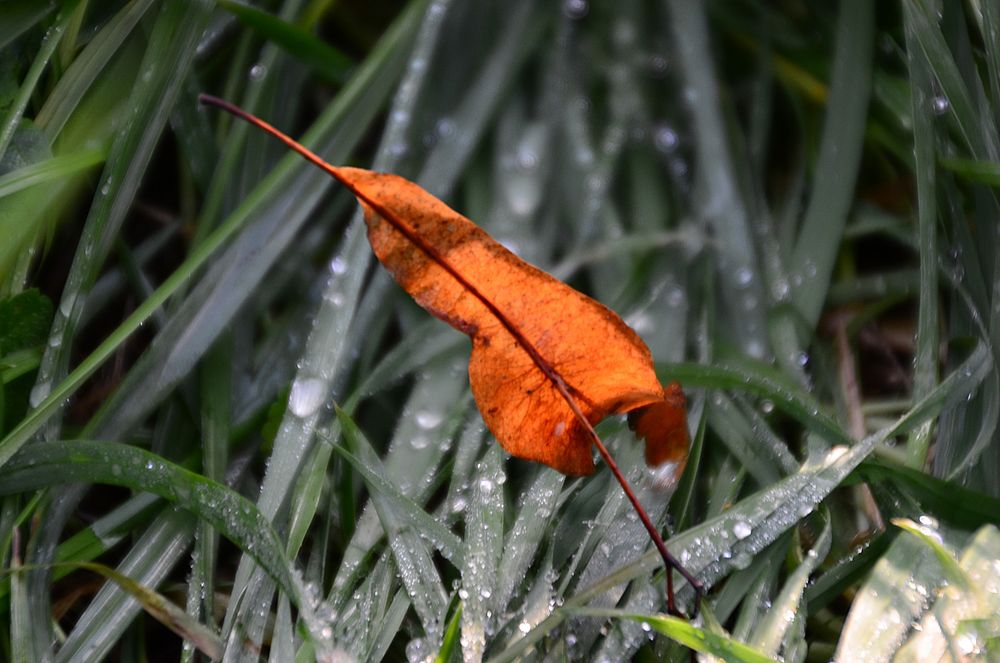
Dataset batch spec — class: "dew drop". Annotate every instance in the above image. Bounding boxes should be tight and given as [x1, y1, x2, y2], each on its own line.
[435, 117, 455, 137]
[29, 382, 50, 409]
[289, 377, 327, 417]
[60, 292, 77, 317]
[329, 256, 347, 274]
[733, 521, 752, 540]
[653, 127, 680, 154]
[415, 410, 443, 430]
[732, 551, 753, 569]
[563, 0, 588, 19]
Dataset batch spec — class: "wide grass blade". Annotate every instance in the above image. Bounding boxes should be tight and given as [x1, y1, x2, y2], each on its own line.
[0, 440, 297, 598]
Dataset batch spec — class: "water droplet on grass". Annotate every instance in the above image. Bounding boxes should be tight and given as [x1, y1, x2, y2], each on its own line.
[415, 410, 443, 429]
[563, 0, 588, 19]
[733, 521, 752, 540]
[289, 377, 326, 417]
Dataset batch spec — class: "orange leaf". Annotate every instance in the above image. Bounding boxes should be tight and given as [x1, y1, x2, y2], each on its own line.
[334, 167, 689, 478]
[200, 95, 700, 618]
[197, 96, 688, 481]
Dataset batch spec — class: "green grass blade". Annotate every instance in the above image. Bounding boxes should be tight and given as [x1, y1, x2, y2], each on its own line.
[660, 360, 850, 446]
[0, 3, 74, 162]
[904, 3, 940, 469]
[460, 445, 504, 662]
[568, 608, 779, 663]
[835, 528, 942, 661]
[495, 467, 564, 613]
[18, 560, 224, 659]
[435, 603, 463, 663]
[28, 0, 213, 440]
[9, 542, 30, 662]
[790, 0, 874, 326]
[327, 413, 462, 563]
[853, 457, 1000, 529]
[892, 524, 1000, 661]
[0, 148, 105, 198]
[34, 0, 158, 141]
[0, 440, 296, 598]
[667, 0, 767, 357]
[337, 406, 449, 640]
[941, 157, 1000, 186]
[54, 508, 196, 662]
[218, 0, 352, 84]
[0, 1, 54, 52]
[905, 0, 1000, 161]
[749, 513, 831, 655]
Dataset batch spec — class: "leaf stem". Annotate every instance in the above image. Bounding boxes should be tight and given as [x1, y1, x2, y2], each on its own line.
[587, 427, 703, 617]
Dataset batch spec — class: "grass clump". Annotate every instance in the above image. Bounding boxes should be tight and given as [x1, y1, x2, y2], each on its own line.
[1, 1, 999, 661]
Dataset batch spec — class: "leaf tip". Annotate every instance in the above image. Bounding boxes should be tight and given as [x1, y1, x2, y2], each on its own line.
[628, 382, 689, 489]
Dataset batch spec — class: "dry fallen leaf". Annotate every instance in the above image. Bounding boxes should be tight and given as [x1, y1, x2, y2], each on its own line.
[331, 165, 689, 478]
[200, 94, 700, 615]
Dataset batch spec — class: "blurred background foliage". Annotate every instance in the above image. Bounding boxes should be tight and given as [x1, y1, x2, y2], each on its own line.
[1, 0, 999, 661]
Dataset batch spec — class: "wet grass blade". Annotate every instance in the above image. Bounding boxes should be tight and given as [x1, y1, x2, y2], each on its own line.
[789, 0, 874, 326]
[218, 0, 352, 84]
[0, 440, 297, 599]
[568, 608, 779, 663]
